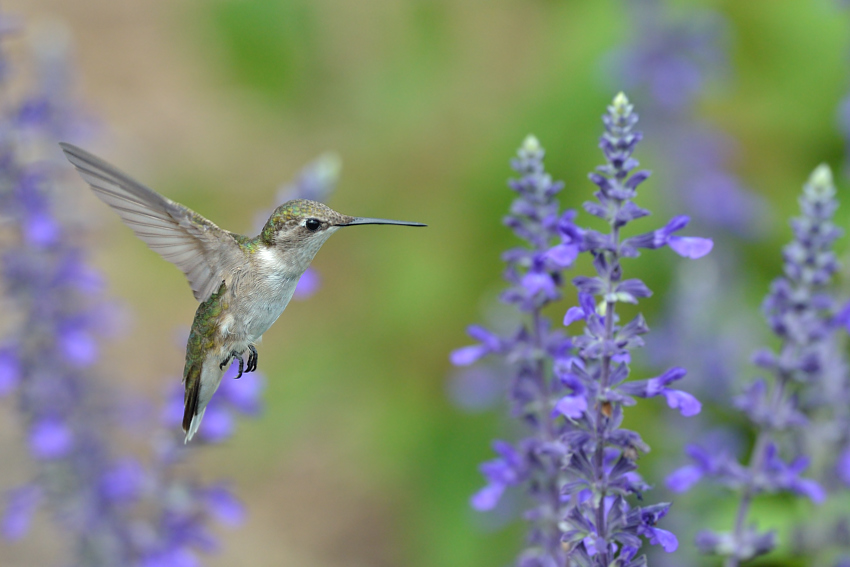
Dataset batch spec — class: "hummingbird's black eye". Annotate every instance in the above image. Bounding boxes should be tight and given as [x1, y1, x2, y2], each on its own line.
[305, 218, 321, 232]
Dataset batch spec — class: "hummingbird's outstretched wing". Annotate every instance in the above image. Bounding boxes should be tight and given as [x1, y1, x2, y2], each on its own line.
[59, 143, 245, 303]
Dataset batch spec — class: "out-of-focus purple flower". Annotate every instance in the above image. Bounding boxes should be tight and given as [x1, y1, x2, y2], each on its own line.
[197, 404, 235, 443]
[471, 441, 527, 511]
[671, 165, 842, 564]
[292, 267, 320, 299]
[0, 23, 254, 566]
[447, 366, 504, 412]
[24, 211, 59, 246]
[1, 485, 41, 540]
[0, 348, 20, 395]
[838, 447, 850, 486]
[100, 458, 146, 504]
[57, 325, 98, 366]
[203, 485, 245, 527]
[29, 417, 74, 459]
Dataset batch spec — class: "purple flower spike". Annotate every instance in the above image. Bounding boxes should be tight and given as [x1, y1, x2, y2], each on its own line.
[671, 164, 846, 563]
[456, 95, 703, 566]
[1, 26, 262, 565]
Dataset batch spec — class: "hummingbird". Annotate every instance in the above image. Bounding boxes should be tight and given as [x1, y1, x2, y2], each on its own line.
[59, 143, 425, 442]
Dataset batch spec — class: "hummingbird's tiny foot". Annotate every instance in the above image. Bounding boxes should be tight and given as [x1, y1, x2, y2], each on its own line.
[229, 350, 244, 379]
[219, 353, 232, 370]
[247, 345, 258, 373]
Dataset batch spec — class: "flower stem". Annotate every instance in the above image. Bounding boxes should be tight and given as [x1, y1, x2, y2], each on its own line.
[726, 376, 788, 567]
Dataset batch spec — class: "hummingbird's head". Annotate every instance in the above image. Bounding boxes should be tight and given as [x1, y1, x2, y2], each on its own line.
[260, 199, 425, 263]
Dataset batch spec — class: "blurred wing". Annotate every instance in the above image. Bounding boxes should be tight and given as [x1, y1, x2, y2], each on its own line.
[60, 143, 245, 302]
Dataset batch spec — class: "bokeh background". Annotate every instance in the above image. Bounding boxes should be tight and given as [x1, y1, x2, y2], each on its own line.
[2, 0, 850, 566]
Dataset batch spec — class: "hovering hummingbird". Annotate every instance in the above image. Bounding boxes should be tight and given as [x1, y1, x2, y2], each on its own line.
[59, 143, 425, 442]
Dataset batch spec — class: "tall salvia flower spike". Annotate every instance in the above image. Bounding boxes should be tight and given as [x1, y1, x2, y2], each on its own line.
[555, 92, 710, 566]
[667, 165, 840, 565]
[452, 134, 578, 566]
[453, 93, 711, 566]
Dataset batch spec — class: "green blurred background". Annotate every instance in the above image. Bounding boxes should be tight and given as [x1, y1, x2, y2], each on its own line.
[3, 1, 850, 566]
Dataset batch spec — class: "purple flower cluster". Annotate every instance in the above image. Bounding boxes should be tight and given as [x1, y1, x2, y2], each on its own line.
[452, 132, 576, 565]
[0, 22, 259, 567]
[453, 93, 711, 566]
[667, 165, 843, 565]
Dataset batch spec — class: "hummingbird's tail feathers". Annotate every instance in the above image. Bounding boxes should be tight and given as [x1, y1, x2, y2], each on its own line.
[58, 143, 246, 303]
[182, 363, 202, 442]
[184, 408, 206, 444]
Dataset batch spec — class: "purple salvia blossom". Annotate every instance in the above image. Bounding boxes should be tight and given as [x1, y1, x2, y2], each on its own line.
[452, 133, 576, 565]
[454, 93, 709, 566]
[668, 165, 841, 565]
[555, 92, 708, 566]
[0, 21, 250, 566]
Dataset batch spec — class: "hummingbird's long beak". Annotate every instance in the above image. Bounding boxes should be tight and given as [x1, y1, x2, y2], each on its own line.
[340, 217, 426, 227]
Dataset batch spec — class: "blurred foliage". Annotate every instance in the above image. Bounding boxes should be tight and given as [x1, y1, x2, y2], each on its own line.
[24, 0, 850, 566]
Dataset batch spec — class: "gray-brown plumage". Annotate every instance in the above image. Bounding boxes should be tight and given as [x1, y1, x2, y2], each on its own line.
[60, 143, 425, 442]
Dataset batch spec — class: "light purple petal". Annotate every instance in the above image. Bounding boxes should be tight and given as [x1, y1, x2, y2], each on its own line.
[649, 527, 678, 552]
[545, 243, 579, 268]
[204, 485, 245, 527]
[450, 345, 488, 366]
[470, 482, 505, 511]
[662, 389, 702, 417]
[142, 548, 199, 567]
[553, 395, 587, 419]
[29, 418, 74, 459]
[611, 351, 631, 364]
[563, 306, 585, 326]
[666, 465, 703, 492]
[24, 213, 59, 247]
[521, 271, 557, 298]
[793, 478, 826, 504]
[668, 236, 713, 259]
[58, 328, 98, 366]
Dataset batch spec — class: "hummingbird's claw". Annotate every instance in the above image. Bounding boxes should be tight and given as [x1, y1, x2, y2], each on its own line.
[233, 352, 244, 379]
[221, 350, 245, 378]
[247, 345, 258, 373]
